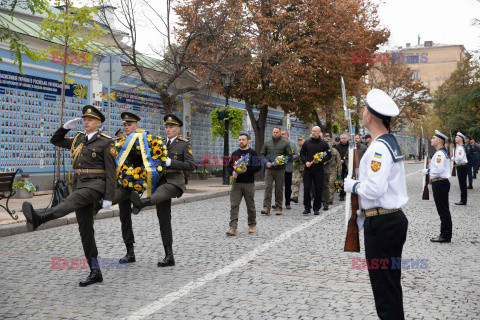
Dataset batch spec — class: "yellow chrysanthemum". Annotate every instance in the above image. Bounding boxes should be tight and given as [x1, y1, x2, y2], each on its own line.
[122, 165, 128, 171]
[128, 182, 133, 188]
[147, 134, 152, 142]
[134, 184, 143, 191]
[134, 174, 140, 180]
[161, 157, 167, 161]
[157, 166, 163, 172]
[143, 183, 147, 188]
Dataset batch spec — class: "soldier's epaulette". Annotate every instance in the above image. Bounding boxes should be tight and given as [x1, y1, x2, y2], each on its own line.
[76, 131, 85, 136]
[100, 133, 112, 139]
[177, 137, 189, 142]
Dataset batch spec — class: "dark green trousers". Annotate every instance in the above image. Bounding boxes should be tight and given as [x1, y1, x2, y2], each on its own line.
[52, 187, 103, 263]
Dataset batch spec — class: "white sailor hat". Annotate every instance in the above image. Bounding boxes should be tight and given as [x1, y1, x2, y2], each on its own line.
[366, 89, 399, 119]
[456, 132, 465, 139]
[434, 130, 448, 141]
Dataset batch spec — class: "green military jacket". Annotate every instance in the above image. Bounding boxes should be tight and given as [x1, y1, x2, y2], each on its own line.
[51, 127, 117, 201]
[324, 146, 342, 175]
[164, 137, 196, 195]
[260, 137, 293, 170]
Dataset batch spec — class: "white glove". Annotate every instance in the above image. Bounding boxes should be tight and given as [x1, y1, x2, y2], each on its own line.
[422, 169, 429, 176]
[63, 117, 82, 130]
[102, 200, 112, 209]
[356, 209, 365, 231]
[344, 177, 357, 193]
[166, 157, 171, 167]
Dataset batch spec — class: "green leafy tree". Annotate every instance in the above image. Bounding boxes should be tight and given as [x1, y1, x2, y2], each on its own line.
[39, 0, 106, 179]
[0, 0, 49, 73]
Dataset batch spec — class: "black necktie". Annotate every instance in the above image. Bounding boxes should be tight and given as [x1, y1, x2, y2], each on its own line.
[167, 139, 171, 148]
[84, 135, 88, 144]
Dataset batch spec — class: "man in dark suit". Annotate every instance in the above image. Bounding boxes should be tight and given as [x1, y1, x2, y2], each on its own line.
[22, 105, 116, 287]
[130, 114, 195, 267]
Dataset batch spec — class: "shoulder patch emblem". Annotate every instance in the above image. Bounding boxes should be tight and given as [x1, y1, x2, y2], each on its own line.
[374, 152, 382, 159]
[459, 151, 462, 155]
[188, 148, 193, 155]
[371, 160, 381, 172]
[436, 158, 441, 163]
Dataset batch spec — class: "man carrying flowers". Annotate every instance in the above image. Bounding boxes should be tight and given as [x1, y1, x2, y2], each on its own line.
[300, 126, 332, 215]
[130, 114, 195, 267]
[226, 133, 261, 236]
[260, 127, 293, 216]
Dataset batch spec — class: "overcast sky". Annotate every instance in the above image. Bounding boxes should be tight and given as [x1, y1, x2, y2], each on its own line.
[78, 0, 480, 54]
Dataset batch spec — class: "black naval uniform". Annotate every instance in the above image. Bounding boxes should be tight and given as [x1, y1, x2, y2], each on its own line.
[300, 136, 331, 213]
[22, 105, 116, 287]
[131, 114, 195, 267]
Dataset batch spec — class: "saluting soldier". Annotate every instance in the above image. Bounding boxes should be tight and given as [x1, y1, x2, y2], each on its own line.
[344, 89, 409, 320]
[424, 130, 452, 243]
[94, 112, 142, 264]
[22, 105, 116, 287]
[130, 114, 195, 267]
[453, 132, 468, 205]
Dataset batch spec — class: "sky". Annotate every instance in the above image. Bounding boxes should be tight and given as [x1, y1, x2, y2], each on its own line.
[74, 0, 480, 54]
[373, 0, 480, 51]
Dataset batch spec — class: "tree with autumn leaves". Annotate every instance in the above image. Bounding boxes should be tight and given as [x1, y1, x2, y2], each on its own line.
[176, 0, 390, 154]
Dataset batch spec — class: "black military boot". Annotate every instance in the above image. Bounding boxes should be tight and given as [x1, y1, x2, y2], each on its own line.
[157, 244, 175, 267]
[79, 257, 103, 287]
[467, 184, 473, 189]
[323, 204, 329, 211]
[93, 201, 102, 216]
[130, 192, 151, 215]
[22, 202, 55, 232]
[119, 243, 136, 264]
[474, 173, 477, 179]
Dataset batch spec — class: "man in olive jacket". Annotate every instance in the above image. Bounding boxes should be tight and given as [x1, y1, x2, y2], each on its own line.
[260, 127, 293, 215]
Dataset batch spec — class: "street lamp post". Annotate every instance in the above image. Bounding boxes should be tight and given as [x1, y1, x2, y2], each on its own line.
[221, 72, 233, 185]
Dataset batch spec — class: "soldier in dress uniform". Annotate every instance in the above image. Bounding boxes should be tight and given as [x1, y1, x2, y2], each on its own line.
[22, 105, 116, 287]
[94, 112, 142, 264]
[423, 130, 452, 243]
[465, 135, 474, 189]
[471, 137, 480, 179]
[130, 114, 195, 267]
[453, 132, 468, 205]
[344, 89, 409, 320]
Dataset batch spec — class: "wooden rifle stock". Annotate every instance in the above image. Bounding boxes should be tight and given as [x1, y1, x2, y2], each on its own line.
[452, 161, 456, 176]
[422, 157, 430, 200]
[344, 149, 360, 252]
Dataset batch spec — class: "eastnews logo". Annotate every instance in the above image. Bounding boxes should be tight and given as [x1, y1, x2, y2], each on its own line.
[51, 256, 128, 270]
[351, 257, 429, 269]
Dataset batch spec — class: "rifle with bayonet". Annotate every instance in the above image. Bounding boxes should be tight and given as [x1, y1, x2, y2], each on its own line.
[421, 126, 430, 200]
[342, 77, 360, 253]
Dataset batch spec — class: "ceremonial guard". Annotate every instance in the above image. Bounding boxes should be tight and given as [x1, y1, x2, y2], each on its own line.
[22, 106, 116, 287]
[453, 132, 468, 205]
[94, 112, 142, 263]
[344, 89, 409, 320]
[424, 130, 452, 243]
[130, 114, 195, 267]
[300, 126, 331, 215]
[465, 135, 474, 189]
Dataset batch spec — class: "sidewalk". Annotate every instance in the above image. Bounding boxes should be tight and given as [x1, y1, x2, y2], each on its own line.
[0, 177, 266, 237]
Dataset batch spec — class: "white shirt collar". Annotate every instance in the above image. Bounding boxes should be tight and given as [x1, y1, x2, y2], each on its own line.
[87, 131, 98, 141]
[168, 136, 177, 144]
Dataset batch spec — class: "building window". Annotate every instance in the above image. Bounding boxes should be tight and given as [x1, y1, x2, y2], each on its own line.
[406, 55, 419, 64]
[411, 71, 420, 79]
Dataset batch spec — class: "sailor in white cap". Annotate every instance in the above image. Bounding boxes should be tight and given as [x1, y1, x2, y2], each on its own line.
[423, 129, 452, 243]
[344, 88, 408, 320]
[454, 132, 468, 205]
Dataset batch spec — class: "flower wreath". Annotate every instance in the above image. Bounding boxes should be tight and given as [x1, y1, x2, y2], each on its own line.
[115, 129, 168, 195]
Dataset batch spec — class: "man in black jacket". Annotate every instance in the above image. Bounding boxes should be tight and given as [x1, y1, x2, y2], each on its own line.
[300, 126, 331, 215]
[226, 133, 262, 236]
[335, 134, 350, 201]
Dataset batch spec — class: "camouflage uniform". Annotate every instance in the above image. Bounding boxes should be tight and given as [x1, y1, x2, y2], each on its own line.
[322, 146, 342, 206]
[292, 151, 304, 200]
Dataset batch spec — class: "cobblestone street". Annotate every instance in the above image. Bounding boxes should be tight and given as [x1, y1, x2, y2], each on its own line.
[0, 162, 479, 319]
